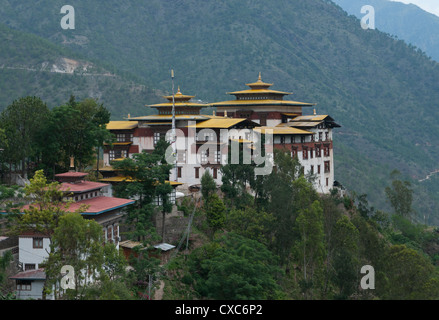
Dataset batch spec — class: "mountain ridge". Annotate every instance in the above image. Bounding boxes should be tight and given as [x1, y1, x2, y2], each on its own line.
[332, 0, 439, 62]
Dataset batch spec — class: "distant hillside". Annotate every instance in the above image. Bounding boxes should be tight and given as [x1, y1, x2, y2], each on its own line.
[332, 0, 439, 62]
[1, 0, 439, 223]
[0, 23, 161, 119]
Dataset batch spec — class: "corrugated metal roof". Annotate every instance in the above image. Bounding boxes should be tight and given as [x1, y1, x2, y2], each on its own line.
[10, 268, 46, 280]
[153, 243, 175, 251]
[55, 172, 88, 178]
[119, 240, 143, 249]
[21, 196, 135, 215]
[59, 181, 109, 193]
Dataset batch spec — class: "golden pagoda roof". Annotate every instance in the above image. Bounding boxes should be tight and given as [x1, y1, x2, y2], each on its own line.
[290, 115, 330, 122]
[162, 87, 195, 101]
[210, 99, 315, 107]
[187, 118, 252, 129]
[106, 121, 138, 130]
[227, 89, 292, 95]
[147, 102, 207, 108]
[277, 121, 323, 128]
[129, 114, 211, 121]
[245, 72, 273, 88]
[228, 73, 291, 95]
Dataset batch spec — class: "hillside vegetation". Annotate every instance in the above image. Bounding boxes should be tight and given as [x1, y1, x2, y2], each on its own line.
[0, 23, 161, 119]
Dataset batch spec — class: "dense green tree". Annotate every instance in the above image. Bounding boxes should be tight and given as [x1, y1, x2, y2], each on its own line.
[44, 212, 121, 300]
[8, 170, 86, 235]
[41, 96, 111, 172]
[382, 244, 439, 299]
[82, 279, 136, 300]
[0, 96, 49, 178]
[220, 142, 256, 209]
[112, 140, 173, 243]
[330, 216, 360, 299]
[204, 194, 226, 239]
[191, 233, 282, 300]
[226, 206, 275, 246]
[0, 250, 12, 299]
[293, 200, 326, 299]
[200, 170, 216, 200]
[263, 150, 319, 266]
[385, 170, 414, 220]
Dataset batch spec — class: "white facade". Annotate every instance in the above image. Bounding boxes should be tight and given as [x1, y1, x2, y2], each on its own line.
[18, 236, 50, 270]
[13, 235, 53, 300]
[14, 277, 51, 300]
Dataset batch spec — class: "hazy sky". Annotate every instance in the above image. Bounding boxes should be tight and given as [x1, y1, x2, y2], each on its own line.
[389, 0, 439, 16]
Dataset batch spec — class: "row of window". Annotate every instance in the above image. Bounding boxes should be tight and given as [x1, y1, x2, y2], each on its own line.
[74, 191, 99, 202]
[104, 224, 119, 243]
[301, 146, 331, 160]
[308, 161, 331, 175]
[109, 149, 128, 161]
[279, 132, 330, 144]
[116, 133, 134, 142]
[154, 189, 177, 206]
[158, 110, 199, 115]
[236, 96, 282, 100]
[292, 147, 330, 160]
[177, 167, 219, 180]
[16, 280, 32, 291]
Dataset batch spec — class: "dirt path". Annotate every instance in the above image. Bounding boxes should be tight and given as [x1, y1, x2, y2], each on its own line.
[153, 280, 165, 300]
[419, 169, 439, 182]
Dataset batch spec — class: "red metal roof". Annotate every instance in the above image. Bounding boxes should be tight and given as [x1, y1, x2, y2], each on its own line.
[67, 196, 135, 215]
[55, 172, 88, 178]
[18, 231, 51, 238]
[20, 196, 134, 216]
[10, 268, 46, 280]
[60, 181, 109, 193]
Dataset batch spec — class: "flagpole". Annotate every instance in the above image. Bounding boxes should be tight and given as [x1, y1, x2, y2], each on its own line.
[171, 69, 177, 181]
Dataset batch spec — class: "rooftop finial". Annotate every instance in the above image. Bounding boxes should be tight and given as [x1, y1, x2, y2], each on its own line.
[258, 72, 262, 82]
[69, 156, 75, 172]
[177, 86, 181, 94]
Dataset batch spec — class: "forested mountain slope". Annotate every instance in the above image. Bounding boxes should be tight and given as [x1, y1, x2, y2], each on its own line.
[0, 23, 161, 119]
